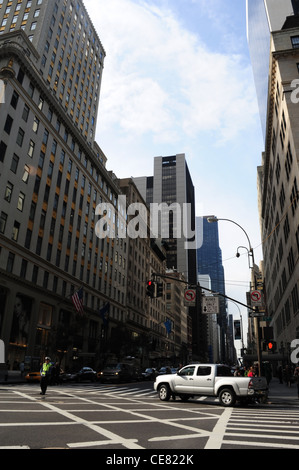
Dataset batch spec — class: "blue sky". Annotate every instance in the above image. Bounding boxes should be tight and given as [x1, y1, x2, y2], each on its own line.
[84, 0, 265, 346]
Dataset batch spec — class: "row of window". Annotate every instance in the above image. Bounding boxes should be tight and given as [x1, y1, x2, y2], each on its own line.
[2, 244, 126, 309]
[1, 250, 126, 320]
[275, 283, 299, 337]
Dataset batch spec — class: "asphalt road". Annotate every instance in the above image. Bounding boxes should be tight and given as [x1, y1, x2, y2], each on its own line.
[0, 380, 299, 453]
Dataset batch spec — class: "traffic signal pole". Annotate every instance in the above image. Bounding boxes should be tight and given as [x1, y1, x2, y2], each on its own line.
[152, 273, 256, 312]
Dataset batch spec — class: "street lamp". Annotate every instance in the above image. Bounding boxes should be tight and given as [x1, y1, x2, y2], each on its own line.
[207, 216, 255, 268]
[207, 215, 262, 375]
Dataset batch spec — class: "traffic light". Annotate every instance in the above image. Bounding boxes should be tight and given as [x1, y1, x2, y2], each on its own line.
[146, 280, 155, 298]
[156, 282, 163, 298]
[267, 340, 276, 352]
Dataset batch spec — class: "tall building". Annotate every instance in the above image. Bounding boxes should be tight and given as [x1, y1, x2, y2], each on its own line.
[134, 154, 208, 361]
[0, 0, 127, 370]
[246, 0, 294, 138]
[0, 0, 105, 144]
[196, 216, 227, 362]
[248, 4, 299, 354]
[118, 178, 169, 366]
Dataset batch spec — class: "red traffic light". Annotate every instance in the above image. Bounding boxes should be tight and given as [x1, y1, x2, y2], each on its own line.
[146, 280, 155, 298]
[266, 340, 276, 352]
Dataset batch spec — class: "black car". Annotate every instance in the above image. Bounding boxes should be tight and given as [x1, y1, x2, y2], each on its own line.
[63, 367, 97, 382]
[142, 368, 157, 380]
[98, 363, 134, 383]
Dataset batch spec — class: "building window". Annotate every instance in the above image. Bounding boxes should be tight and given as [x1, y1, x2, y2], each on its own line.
[4, 182, 13, 202]
[20, 259, 28, 279]
[10, 91, 19, 109]
[291, 36, 299, 48]
[4, 115, 13, 134]
[32, 116, 39, 133]
[32, 265, 38, 284]
[16, 128, 25, 146]
[17, 192, 25, 211]
[291, 178, 299, 215]
[24, 229, 32, 249]
[10, 154, 19, 173]
[0, 212, 8, 234]
[28, 139, 35, 158]
[12, 220, 20, 241]
[22, 165, 30, 183]
[292, 284, 299, 315]
[6, 252, 15, 273]
[36, 236, 43, 256]
[22, 104, 30, 122]
[0, 141, 7, 162]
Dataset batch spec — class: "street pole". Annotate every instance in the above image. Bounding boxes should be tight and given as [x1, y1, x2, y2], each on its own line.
[207, 216, 262, 376]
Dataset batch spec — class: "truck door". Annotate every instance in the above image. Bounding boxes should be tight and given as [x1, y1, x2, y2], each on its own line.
[192, 366, 214, 395]
[173, 366, 196, 393]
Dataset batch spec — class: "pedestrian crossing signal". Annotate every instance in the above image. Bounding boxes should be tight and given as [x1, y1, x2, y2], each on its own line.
[146, 280, 155, 298]
[267, 340, 276, 352]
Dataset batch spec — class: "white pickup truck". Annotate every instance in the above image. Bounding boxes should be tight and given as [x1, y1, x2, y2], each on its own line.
[154, 364, 268, 407]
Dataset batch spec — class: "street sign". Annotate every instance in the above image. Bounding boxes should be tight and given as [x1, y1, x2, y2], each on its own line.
[250, 290, 263, 306]
[202, 296, 220, 314]
[184, 288, 196, 307]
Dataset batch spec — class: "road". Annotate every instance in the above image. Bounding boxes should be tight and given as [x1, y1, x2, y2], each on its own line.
[0, 381, 299, 452]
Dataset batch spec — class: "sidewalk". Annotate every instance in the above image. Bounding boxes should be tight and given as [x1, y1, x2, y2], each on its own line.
[267, 377, 299, 405]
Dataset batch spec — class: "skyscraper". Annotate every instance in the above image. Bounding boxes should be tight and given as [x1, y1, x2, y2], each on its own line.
[247, 2, 299, 353]
[197, 216, 227, 362]
[246, 0, 294, 138]
[0, 0, 105, 144]
[134, 154, 208, 360]
[0, 0, 127, 369]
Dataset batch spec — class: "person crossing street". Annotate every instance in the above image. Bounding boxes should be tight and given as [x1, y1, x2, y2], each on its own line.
[40, 357, 52, 396]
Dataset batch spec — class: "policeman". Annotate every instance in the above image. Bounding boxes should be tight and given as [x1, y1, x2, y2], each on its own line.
[40, 357, 52, 395]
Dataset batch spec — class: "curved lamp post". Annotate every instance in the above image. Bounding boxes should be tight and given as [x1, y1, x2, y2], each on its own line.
[207, 215, 261, 375]
[207, 216, 255, 268]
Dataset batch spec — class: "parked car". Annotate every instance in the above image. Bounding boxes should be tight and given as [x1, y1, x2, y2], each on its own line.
[142, 368, 157, 380]
[62, 367, 97, 382]
[98, 363, 134, 383]
[158, 366, 176, 375]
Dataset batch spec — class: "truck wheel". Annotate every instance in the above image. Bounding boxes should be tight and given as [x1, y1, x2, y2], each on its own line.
[158, 384, 171, 401]
[219, 388, 236, 407]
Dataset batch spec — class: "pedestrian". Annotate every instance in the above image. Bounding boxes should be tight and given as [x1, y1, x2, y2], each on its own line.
[40, 357, 52, 396]
[277, 365, 283, 384]
[247, 366, 255, 377]
[284, 365, 292, 387]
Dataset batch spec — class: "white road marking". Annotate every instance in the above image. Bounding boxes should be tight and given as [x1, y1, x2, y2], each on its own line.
[204, 407, 233, 449]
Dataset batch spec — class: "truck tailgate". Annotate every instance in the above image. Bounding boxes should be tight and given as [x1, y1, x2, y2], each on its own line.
[251, 376, 268, 390]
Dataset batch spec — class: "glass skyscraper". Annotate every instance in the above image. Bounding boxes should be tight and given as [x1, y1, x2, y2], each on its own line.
[196, 216, 227, 362]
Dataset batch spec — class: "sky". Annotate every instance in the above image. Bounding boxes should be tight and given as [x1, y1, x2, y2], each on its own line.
[84, 0, 265, 350]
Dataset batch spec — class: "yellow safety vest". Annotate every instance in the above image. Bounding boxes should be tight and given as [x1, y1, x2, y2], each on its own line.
[41, 363, 51, 377]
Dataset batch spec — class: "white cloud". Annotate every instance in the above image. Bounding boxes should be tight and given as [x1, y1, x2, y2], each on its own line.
[85, 0, 258, 145]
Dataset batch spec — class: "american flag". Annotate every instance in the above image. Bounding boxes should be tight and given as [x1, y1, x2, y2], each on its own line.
[72, 287, 84, 315]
